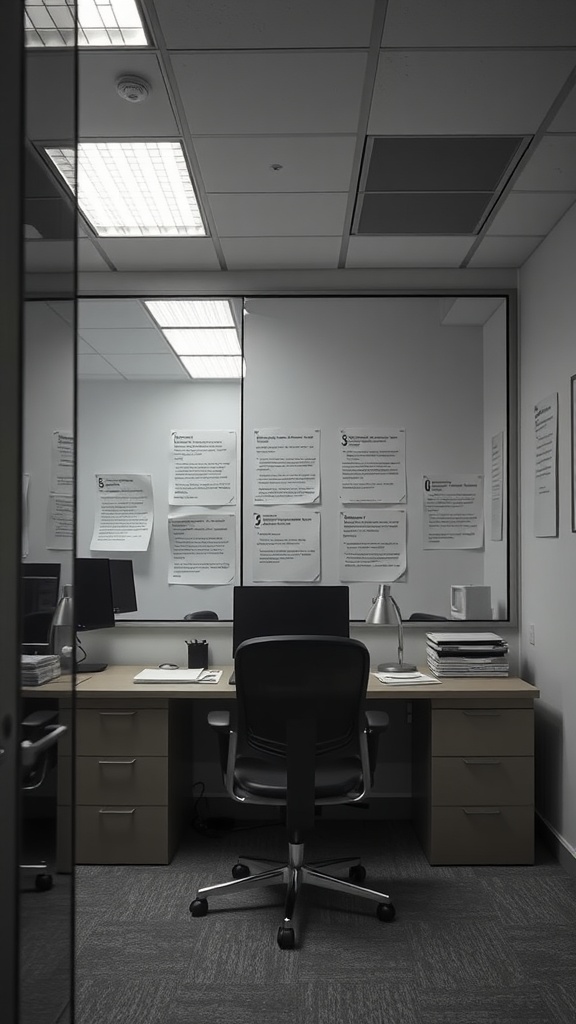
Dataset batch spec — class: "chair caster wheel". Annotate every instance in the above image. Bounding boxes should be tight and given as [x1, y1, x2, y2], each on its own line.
[35, 873, 53, 892]
[349, 864, 366, 883]
[376, 902, 395, 922]
[277, 926, 295, 949]
[232, 862, 250, 879]
[190, 898, 208, 917]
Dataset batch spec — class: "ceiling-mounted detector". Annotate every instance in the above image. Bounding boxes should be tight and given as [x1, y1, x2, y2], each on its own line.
[116, 76, 151, 103]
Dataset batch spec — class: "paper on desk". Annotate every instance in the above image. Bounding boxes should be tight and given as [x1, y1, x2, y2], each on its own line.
[373, 671, 439, 686]
[133, 668, 204, 683]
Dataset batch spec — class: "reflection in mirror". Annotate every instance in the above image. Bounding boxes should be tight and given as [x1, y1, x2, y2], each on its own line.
[21, 15, 76, 1024]
[241, 295, 511, 623]
[76, 297, 243, 621]
[75, 293, 512, 624]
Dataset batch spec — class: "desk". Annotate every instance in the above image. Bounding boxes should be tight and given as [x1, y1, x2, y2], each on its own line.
[24, 666, 539, 868]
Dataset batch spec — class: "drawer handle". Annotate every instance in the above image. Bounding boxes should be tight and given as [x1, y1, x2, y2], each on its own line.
[463, 808, 502, 816]
[99, 712, 136, 717]
[98, 808, 136, 815]
[98, 759, 136, 766]
[462, 711, 501, 717]
[462, 758, 502, 766]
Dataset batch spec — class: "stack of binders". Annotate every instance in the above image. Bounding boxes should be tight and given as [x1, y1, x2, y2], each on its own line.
[21, 654, 61, 686]
[426, 632, 509, 677]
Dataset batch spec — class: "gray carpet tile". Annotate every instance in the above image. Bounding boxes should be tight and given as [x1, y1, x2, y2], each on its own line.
[74, 820, 576, 1024]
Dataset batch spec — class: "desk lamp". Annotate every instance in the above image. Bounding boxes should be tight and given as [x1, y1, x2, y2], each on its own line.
[49, 584, 74, 672]
[365, 584, 417, 673]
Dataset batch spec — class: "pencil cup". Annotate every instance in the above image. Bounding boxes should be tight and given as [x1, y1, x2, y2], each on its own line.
[186, 640, 208, 669]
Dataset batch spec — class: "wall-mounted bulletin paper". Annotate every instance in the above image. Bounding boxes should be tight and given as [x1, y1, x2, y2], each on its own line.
[340, 428, 406, 503]
[340, 509, 406, 582]
[252, 508, 320, 582]
[254, 429, 320, 505]
[50, 431, 74, 493]
[22, 474, 30, 557]
[423, 475, 484, 549]
[169, 430, 236, 506]
[168, 512, 235, 584]
[490, 431, 504, 541]
[90, 474, 154, 551]
[534, 393, 558, 538]
[47, 493, 73, 550]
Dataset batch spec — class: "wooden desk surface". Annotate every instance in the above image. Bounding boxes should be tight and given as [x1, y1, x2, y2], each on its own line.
[66, 664, 539, 701]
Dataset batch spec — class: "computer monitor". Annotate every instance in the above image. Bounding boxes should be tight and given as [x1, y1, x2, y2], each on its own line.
[232, 585, 350, 655]
[75, 558, 115, 632]
[21, 563, 62, 648]
[109, 559, 137, 614]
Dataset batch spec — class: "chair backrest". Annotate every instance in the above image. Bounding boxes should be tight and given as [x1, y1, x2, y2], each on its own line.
[234, 635, 370, 760]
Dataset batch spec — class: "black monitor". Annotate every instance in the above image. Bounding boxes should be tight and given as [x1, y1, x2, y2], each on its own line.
[75, 559, 115, 672]
[232, 585, 350, 655]
[21, 563, 62, 648]
[109, 559, 137, 614]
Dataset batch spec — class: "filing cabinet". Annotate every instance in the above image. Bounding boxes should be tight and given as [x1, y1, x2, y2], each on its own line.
[412, 699, 535, 864]
[74, 698, 192, 865]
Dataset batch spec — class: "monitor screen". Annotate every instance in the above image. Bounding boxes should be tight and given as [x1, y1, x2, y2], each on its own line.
[232, 585, 350, 654]
[21, 576, 60, 644]
[109, 559, 137, 614]
[22, 562, 61, 585]
[75, 558, 115, 632]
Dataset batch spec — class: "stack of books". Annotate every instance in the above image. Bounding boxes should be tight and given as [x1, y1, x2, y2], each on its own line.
[426, 632, 509, 677]
[21, 654, 61, 686]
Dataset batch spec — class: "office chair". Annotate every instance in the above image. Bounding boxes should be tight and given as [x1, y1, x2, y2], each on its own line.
[20, 710, 67, 891]
[183, 610, 219, 621]
[190, 635, 395, 949]
[408, 612, 448, 621]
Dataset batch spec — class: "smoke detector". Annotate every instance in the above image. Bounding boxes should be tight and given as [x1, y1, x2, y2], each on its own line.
[116, 76, 150, 103]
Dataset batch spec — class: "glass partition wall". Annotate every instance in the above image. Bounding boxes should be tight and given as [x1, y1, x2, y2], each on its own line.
[20, 8, 78, 1024]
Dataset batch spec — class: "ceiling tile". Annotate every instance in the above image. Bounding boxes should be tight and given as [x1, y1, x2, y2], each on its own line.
[78, 328, 167, 355]
[209, 193, 348, 237]
[357, 191, 492, 234]
[514, 135, 576, 190]
[158, 0, 375, 48]
[26, 52, 76, 142]
[171, 52, 367, 134]
[467, 235, 544, 266]
[97, 238, 221, 272]
[78, 240, 112, 272]
[25, 239, 74, 273]
[195, 136, 357, 193]
[77, 52, 178, 138]
[487, 191, 576, 234]
[79, 300, 153, 330]
[368, 50, 576, 135]
[78, 353, 123, 378]
[345, 236, 475, 268]
[548, 84, 576, 132]
[105, 354, 188, 379]
[382, 0, 576, 47]
[220, 236, 341, 270]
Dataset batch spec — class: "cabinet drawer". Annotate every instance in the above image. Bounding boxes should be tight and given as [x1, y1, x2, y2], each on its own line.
[76, 805, 170, 864]
[76, 708, 168, 756]
[429, 805, 534, 865]
[432, 709, 533, 756]
[431, 756, 534, 806]
[76, 755, 168, 805]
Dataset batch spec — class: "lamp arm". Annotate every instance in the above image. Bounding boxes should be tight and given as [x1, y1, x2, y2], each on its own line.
[389, 594, 404, 666]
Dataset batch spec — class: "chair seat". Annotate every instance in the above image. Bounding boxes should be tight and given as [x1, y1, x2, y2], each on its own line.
[233, 755, 363, 800]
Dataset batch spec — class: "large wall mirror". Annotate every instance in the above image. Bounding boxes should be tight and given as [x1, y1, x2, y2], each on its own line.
[70, 292, 515, 625]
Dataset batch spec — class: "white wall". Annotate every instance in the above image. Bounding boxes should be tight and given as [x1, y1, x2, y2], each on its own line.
[519, 200, 576, 862]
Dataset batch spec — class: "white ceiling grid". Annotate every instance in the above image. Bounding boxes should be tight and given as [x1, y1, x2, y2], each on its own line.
[25, 0, 576, 276]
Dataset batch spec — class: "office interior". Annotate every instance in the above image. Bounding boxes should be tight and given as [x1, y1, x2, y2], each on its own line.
[3, 1, 576, 1022]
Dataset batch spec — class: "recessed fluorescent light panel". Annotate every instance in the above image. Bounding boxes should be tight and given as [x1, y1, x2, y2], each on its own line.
[45, 142, 206, 237]
[25, 0, 148, 48]
[144, 299, 244, 379]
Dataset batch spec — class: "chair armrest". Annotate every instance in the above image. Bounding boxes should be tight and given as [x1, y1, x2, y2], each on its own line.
[365, 710, 389, 782]
[207, 710, 231, 777]
[22, 710, 58, 733]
